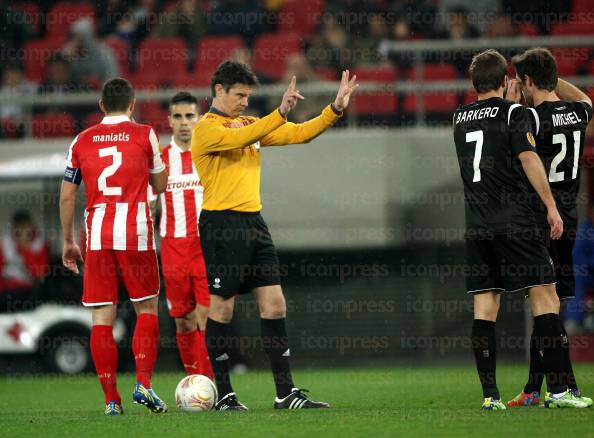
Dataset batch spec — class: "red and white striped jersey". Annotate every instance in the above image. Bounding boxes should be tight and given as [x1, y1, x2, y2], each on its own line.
[66, 115, 165, 251]
[159, 139, 203, 238]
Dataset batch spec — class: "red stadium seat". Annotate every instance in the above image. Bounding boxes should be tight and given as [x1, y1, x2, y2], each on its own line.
[551, 22, 594, 36]
[129, 70, 163, 90]
[194, 36, 245, 78]
[516, 23, 539, 36]
[16, 3, 42, 33]
[0, 118, 20, 138]
[550, 48, 591, 76]
[572, 0, 592, 13]
[46, 2, 96, 39]
[103, 37, 131, 78]
[82, 113, 104, 131]
[350, 67, 398, 115]
[314, 67, 337, 81]
[462, 90, 477, 106]
[252, 33, 302, 81]
[137, 102, 170, 133]
[137, 37, 188, 81]
[32, 113, 75, 138]
[404, 64, 459, 114]
[279, 0, 325, 35]
[22, 38, 65, 82]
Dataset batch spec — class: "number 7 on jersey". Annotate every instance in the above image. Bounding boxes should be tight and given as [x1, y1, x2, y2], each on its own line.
[466, 130, 484, 182]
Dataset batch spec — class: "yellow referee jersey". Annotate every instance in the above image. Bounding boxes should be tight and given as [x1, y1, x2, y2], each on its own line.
[191, 104, 342, 212]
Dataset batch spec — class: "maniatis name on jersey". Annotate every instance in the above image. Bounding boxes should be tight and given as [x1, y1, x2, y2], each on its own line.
[453, 97, 537, 233]
[527, 100, 594, 227]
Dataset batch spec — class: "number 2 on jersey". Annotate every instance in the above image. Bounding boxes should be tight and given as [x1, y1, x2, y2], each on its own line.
[98, 146, 122, 196]
[549, 131, 580, 183]
[466, 130, 484, 182]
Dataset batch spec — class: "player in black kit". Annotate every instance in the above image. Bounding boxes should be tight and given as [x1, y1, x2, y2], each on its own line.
[505, 48, 593, 408]
[453, 49, 586, 410]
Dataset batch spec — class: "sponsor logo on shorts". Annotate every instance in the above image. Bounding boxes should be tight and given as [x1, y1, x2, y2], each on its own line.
[213, 278, 221, 289]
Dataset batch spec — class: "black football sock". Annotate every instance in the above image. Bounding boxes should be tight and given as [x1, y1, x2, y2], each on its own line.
[523, 328, 545, 394]
[471, 319, 500, 399]
[560, 322, 578, 391]
[205, 318, 234, 398]
[261, 318, 294, 399]
[534, 313, 566, 394]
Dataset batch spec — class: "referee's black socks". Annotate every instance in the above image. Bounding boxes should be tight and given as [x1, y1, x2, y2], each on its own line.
[471, 319, 500, 399]
[261, 318, 294, 399]
[534, 313, 567, 394]
[205, 318, 234, 398]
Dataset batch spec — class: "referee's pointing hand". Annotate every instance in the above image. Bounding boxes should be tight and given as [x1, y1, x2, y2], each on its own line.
[280, 76, 304, 116]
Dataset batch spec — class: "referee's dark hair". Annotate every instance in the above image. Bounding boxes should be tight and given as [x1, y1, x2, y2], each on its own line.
[512, 48, 558, 91]
[210, 61, 260, 97]
[170, 91, 198, 109]
[469, 49, 508, 94]
[101, 77, 135, 113]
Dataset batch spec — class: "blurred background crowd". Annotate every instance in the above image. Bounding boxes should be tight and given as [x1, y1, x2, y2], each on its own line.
[1, 0, 593, 137]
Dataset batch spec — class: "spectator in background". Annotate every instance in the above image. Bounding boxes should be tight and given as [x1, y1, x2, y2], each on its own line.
[268, 53, 328, 123]
[0, 210, 50, 313]
[97, 0, 130, 37]
[486, 15, 517, 38]
[208, 0, 267, 44]
[433, 7, 480, 75]
[570, 205, 594, 334]
[378, 17, 415, 70]
[107, 0, 158, 48]
[354, 11, 390, 67]
[308, 16, 354, 77]
[438, 0, 501, 34]
[389, 0, 438, 37]
[38, 53, 87, 96]
[152, 0, 207, 48]
[62, 18, 119, 85]
[0, 63, 37, 126]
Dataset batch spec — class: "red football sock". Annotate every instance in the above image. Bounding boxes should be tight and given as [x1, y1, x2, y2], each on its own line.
[132, 313, 160, 388]
[90, 325, 120, 404]
[197, 329, 214, 380]
[176, 330, 200, 375]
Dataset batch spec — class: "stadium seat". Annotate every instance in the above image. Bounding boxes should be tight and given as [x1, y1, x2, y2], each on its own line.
[129, 70, 163, 90]
[350, 67, 398, 115]
[572, 0, 592, 13]
[32, 112, 75, 138]
[0, 118, 20, 138]
[551, 22, 594, 36]
[46, 2, 96, 39]
[137, 37, 189, 81]
[279, 0, 325, 36]
[550, 48, 591, 76]
[314, 67, 338, 81]
[82, 113, 104, 130]
[252, 33, 302, 81]
[194, 36, 245, 79]
[103, 37, 131, 78]
[461, 90, 477, 106]
[16, 3, 42, 33]
[137, 102, 170, 133]
[516, 23, 539, 36]
[22, 38, 65, 82]
[404, 64, 459, 114]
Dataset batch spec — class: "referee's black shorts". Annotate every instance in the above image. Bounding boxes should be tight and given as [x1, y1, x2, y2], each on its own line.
[465, 228, 556, 295]
[198, 210, 282, 299]
[540, 225, 576, 300]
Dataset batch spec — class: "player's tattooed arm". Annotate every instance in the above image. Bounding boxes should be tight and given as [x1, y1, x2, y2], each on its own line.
[60, 181, 83, 274]
[556, 78, 592, 106]
[518, 151, 563, 239]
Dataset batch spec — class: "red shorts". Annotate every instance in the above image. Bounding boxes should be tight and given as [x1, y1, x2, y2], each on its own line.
[161, 237, 210, 317]
[82, 249, 160, 307]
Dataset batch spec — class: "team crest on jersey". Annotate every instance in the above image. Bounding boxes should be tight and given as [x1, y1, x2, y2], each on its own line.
[527, 132, 536, 147]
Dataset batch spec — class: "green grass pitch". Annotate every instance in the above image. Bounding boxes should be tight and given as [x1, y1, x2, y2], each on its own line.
[1, 364, 593, 437]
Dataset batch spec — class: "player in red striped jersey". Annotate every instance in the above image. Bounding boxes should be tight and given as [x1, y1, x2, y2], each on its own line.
[154, 92, 213, 380]
[59, 78, 169, 415]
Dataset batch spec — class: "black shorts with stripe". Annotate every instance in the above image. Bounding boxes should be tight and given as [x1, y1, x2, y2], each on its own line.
[198, 210, 282, 299]
[465, 228, 556, 294]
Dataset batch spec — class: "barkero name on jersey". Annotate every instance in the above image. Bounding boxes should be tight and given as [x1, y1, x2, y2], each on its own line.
[92, 132, 131, 142]
[454, 106, 499, 124]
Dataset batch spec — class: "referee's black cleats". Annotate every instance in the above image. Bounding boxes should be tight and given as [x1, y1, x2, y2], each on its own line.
[274, 388, 330, 409]
[214, 393, 248, 412]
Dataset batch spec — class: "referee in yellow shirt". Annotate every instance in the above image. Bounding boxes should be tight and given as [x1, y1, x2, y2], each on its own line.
[191, 61, 358, 411]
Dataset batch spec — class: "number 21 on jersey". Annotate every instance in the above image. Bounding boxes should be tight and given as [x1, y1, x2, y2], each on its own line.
[549, 131, 581, 183]
[98, 146, 122, 196]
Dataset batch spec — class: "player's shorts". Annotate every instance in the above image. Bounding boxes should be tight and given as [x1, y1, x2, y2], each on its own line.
[161, 236, 210, 317]
[540, 225, 576, 300]
[82, 249, 160, 306]
[465, 228, 556, 295]
[199, 210, 282, 299]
